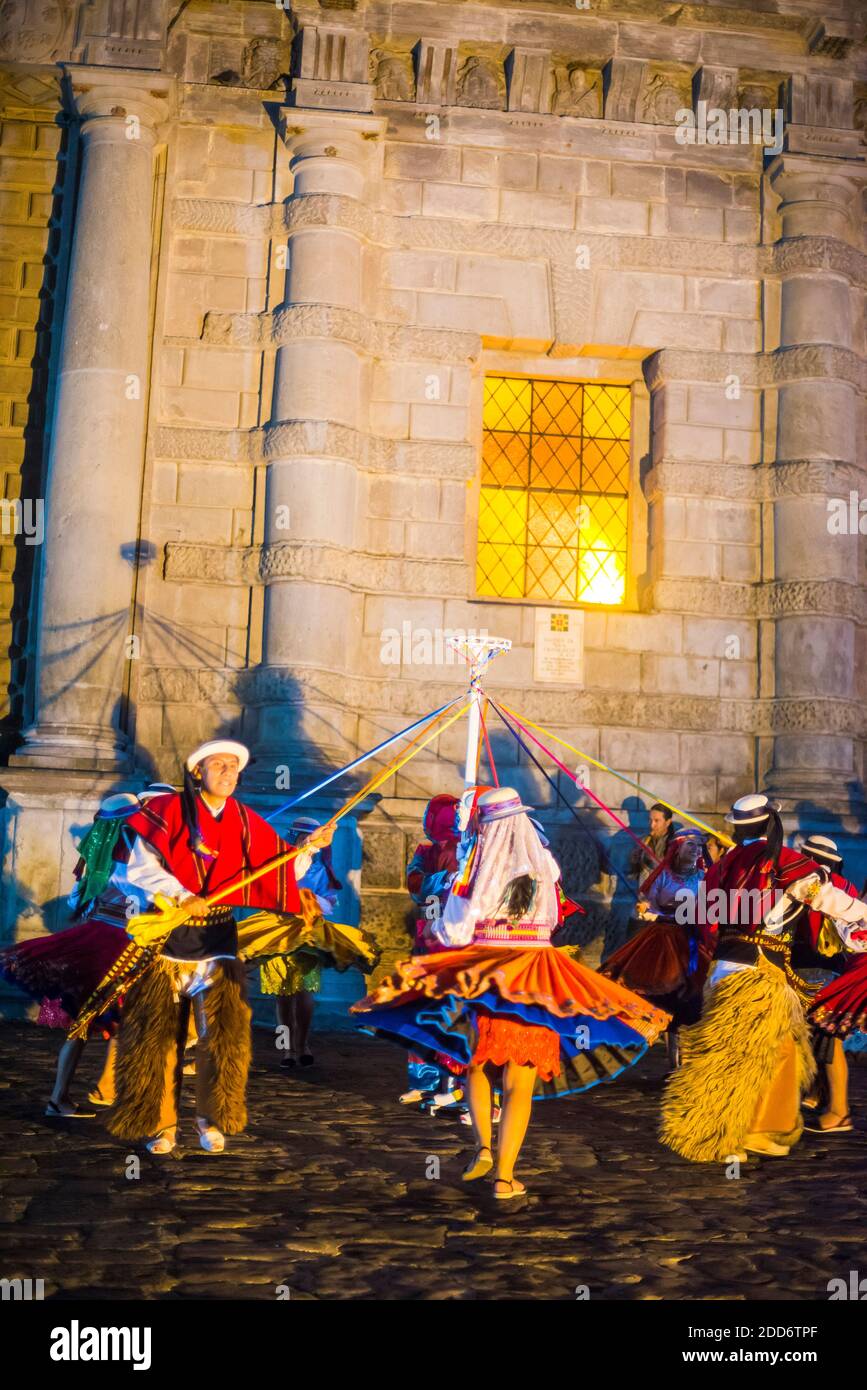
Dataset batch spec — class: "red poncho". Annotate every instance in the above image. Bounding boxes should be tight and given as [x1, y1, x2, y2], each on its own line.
[124, 793, 302, 914]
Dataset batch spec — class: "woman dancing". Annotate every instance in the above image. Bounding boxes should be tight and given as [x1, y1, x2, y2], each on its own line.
[601, 826, 710, 1068]
[353, 787, 669, 1199]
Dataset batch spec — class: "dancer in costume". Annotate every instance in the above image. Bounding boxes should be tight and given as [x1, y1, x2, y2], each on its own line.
[400, 793, 466, 1110]
[790, 837, 867, 1128]
[258, 814, 344, 1070]
[660, 794, 831, 1163]
[0, 784, 173, 1117]
[106, 740, 332, 1156]
[789, 835, 861, 1135]
[353, 787, 669, 1199]
[602, 826, 710, 1069]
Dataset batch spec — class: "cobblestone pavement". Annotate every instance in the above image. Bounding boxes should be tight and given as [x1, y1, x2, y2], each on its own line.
[0, 1021, 865, 1301]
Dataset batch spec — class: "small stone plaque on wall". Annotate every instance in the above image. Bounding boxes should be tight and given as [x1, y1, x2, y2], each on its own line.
[533, 608, 584, 685]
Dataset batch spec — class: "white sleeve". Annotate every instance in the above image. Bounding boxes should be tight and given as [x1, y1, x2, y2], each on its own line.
[544, 849, 562, 884]
[117, 837, 192, 905]
[804, 879, 867, 927]
[433, 891, 477, 947]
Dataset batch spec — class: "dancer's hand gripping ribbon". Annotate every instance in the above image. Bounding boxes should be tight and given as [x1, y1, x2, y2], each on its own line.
[125, 893, 191, 948]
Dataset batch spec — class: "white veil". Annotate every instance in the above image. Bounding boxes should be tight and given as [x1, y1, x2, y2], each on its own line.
[434, 810, 560, 947]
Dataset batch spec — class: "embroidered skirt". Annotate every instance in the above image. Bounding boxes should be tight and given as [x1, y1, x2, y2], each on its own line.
[351, 942, 670, 1101]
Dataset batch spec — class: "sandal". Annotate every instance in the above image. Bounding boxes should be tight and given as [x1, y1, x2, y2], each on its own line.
[45, 1099, 96, 1118]
[462, 1146, 494, 1182]
[805, 1113, 853, 1134]
[146, 1128, 178, 1155]
[197, 1122, 225, 1153]
[298, 1054, 315, 1067]
[493, 1178, 527, 1200]
[87, 1087, 113, 1107]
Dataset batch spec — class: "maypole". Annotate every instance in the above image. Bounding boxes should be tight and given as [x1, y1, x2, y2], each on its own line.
[447, 635, 512, 788]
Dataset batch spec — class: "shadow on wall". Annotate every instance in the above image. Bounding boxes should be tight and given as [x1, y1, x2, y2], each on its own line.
[793, 792, 867, 893]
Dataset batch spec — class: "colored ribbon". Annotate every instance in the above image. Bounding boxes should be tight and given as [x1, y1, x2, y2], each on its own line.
[490, 700, 637, 898]
[490, 700, 659, 862]
[497, 700, 734, 849]
[264, 694, 465, 823]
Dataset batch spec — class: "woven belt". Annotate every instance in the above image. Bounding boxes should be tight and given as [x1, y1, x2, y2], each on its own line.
[724, 931, 814, 1004]
[475, 921, 551, 946]
[182, 905, 234, 928]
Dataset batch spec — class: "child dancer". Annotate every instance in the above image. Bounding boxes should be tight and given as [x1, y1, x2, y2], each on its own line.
[353, 787, 669, 1198]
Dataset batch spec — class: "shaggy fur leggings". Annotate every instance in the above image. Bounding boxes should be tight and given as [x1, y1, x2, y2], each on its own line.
[108, 958, 251, 1141]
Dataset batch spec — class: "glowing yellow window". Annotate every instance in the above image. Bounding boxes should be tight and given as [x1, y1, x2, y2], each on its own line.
[476, 376, 630, 606]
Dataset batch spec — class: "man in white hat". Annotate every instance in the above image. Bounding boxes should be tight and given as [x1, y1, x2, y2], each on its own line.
[661, 794, 855, 1162]
[105, 740, 331, 1155]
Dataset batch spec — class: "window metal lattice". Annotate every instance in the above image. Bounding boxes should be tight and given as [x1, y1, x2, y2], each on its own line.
[477, 375, 630, 606]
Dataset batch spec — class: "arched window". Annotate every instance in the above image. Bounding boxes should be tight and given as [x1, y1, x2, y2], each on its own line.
[476, 375, 630, 606]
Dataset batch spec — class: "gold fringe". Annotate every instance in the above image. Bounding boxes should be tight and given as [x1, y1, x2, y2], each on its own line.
[659, 958, 815, 1163]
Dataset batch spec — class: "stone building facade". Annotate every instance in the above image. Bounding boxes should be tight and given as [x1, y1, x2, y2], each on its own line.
[0, 0, 865, 1011]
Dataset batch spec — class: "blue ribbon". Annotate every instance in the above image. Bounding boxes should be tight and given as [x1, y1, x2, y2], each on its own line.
[264, 695, 465, 824]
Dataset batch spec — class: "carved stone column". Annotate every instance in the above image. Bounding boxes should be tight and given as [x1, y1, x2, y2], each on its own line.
[763, 155, 865, 811]
[14, 67, 172, 771]
[256, 111, 386, 769]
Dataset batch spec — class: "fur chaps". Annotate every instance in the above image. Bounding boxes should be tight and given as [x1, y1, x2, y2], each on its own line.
[659, 959, 815, 1162]
[108, 960, 251, 1140]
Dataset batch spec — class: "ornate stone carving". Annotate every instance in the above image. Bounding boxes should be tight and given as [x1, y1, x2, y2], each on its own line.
[456, 54, 503, 111]
[550, 62, 601, 118]
[138, 656, 867, 742]
[550, 262, 593, 347]
[369, 44, 414, 102]
[202, 303, 480, 366]
[0, 0, 71, 62]
[639, 69, 691, 126]
[646, 459, 865, 503]
[171, 198, 272, 237]
[152, 425, 254, 463]
[645, 345, 866, 392]
[243, 37, 290, 92]
[649, 577, 867, 625]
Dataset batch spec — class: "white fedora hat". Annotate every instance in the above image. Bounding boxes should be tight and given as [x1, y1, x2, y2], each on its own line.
[185, 739, 250, 773]
[801, 833, 842, 866]
[96, 792, 140, 820]
[724, 793, 780, 825]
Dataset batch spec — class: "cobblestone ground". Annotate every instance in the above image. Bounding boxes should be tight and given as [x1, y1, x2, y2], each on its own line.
[0, 1021, 865, 1301]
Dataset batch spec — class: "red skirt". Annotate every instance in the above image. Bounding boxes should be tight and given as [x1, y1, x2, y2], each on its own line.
[811, 953, 867, 1037]
[601, 919, 710, 1025]
[0, 919, 129, 1033]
